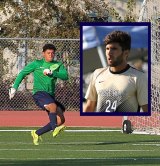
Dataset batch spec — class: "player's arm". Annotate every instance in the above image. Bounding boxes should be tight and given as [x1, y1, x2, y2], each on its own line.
[137, 73, 148, 112]
[83, 72, 97, 112]
[83, 99, 97, 112]
[141, 104, 148, 112]
[13, 61, 36, 90]
[9, 61, 36, 99]
[52, 63, 68, 80]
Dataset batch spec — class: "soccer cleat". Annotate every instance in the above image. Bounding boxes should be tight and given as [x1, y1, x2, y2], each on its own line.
[31, 130, 42, 145]
[53, 125, 66, 138]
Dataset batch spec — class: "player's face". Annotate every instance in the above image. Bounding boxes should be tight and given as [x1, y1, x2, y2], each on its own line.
[43, 49, 55, 62]
[106, 43, 127, 67]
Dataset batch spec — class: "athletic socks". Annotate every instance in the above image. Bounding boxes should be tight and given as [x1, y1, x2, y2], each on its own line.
[36, 123, 52, 136]
[48, 112, 57, 130]
[35, 112, 57, 136]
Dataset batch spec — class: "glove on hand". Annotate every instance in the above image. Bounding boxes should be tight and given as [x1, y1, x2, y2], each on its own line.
[43, 69, 53, 76]
[9, 88, 16, 100]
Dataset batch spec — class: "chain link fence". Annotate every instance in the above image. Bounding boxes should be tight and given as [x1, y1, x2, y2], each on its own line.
[0, 38, 80, 111]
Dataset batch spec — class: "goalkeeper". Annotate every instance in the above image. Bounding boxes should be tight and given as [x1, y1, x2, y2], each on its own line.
[9, 44, 68, 145]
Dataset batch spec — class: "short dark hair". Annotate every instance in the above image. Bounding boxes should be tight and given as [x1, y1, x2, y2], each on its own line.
[43, 44, 56, 52]
[104, 31, 131, 51]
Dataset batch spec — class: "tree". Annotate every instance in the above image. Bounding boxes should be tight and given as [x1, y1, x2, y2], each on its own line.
[0, 0, 107, 38]
[124, 0, 137, 22]
[0, 0, 138, 38]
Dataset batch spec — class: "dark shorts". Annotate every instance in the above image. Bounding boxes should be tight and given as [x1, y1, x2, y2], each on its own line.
[33, 91, 65, 112]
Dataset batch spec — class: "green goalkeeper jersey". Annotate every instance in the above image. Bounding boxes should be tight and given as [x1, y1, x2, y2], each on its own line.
[13, 59, 68, 96]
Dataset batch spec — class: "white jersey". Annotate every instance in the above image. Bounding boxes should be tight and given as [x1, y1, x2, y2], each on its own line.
[85, 65, 148, 112]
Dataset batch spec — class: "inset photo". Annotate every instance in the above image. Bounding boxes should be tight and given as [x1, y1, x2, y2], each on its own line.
[81, 22, 151, 116]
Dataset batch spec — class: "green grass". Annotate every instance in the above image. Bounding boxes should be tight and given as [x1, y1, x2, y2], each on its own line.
[0, 127, 160, 166]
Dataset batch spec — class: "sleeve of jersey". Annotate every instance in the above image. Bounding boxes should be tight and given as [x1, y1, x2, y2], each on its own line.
[13, 61, 36, 90]
[52, 63, 68, 80]
[136, 73, 148, 106]
[85, 72, 97, 101]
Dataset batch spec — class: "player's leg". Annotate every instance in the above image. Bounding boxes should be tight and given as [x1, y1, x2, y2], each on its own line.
[31, 130, 43, 146]
[53, 104, 66, 137]
[31, 92, 57, 145]
[56, 100, 66, 126]
[31, 114, 64, 145]
[33, 104, 58, 139]
[32, 92, 66, 131]
[33, 91, 58, 131]
[35, 108, 65, 137]
[57, 112, 65, 126]
[44, 103, 58, 131]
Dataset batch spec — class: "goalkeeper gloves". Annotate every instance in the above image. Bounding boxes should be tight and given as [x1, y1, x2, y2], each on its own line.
[9, 87, 16, 100]
[43, 69, 53, 76]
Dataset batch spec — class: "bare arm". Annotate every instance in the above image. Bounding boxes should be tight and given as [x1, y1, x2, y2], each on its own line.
[83, 100, 97, 112]
[141, 104, 148, 112]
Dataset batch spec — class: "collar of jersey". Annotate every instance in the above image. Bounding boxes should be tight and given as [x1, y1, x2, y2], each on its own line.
[109, 64, 130, 74]
[43, 58, 54, 64]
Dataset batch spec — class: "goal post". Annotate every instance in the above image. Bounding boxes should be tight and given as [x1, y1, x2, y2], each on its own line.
[123, 0, 160, 135]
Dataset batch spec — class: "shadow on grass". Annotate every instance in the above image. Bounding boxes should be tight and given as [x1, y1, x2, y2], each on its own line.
[95, 139, 160, 145]
[0, 158, 160, 166]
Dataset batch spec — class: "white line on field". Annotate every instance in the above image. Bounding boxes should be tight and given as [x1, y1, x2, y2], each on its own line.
[0, 141, 160, 146]
[0, 149, 154, 152]
[0, 130, 31, 131]
[65, 130, 121, 132]
[0, 141, 159, 146]
[0, 141, 113, 145]
[133, 144, 160, 146]
[0, 129, 121, 132]
[0, 157, 160, 160]
[62, 149, 154, 152]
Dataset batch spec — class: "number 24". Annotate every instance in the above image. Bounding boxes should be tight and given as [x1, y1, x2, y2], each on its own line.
[105, 100, 117, 112]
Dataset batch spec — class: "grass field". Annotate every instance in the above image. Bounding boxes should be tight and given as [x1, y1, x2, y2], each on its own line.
[0, 127, 160, 166]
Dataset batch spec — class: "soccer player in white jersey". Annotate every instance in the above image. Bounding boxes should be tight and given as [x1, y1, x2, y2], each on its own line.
[83, 31, 148, 113]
